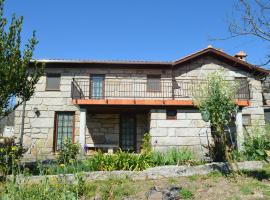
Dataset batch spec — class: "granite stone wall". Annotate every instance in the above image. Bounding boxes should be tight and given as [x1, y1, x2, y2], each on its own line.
[85, 113, 148, 152]
[150, 109, 211, 158]
[173, 55, 265, 131]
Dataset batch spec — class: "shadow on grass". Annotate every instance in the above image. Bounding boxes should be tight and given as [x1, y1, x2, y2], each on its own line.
[242, 169, 270, 181]
[209, 163, 270, 180]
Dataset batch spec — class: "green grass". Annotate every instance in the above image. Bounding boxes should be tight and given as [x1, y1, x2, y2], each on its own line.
[188, 174, 200, 181]
[98, 178, 136, 200]
[240, 184, 254, 195]
[1, 163, 270, 199]
[179, 188, 194, 199]
[0, 176, 137, 200]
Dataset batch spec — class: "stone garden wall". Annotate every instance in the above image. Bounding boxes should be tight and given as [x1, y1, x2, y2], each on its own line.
[14, 161, 263, 182]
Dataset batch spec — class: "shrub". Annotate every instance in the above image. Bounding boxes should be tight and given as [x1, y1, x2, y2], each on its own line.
[193, 70, 239, 162]
[237, 124, 270, 161]
[57, 139, 80, 164]
[0, 137, 26, 177]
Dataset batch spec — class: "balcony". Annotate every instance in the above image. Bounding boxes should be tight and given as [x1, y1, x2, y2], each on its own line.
[71, 78, 250, 106]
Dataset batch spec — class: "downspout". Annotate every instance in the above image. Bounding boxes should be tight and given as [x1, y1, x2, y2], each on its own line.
[19, 100, 26, 147]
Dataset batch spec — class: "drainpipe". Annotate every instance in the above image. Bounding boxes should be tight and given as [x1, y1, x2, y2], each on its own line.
[19, 100, 26, 147]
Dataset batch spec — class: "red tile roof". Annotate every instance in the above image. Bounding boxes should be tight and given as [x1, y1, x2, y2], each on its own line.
[32, 46, 269, 75]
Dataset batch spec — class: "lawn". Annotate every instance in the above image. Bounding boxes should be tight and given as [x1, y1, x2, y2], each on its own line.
[1, 164, 269, 200]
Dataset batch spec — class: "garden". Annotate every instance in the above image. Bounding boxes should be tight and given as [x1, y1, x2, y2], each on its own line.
[0, 125, 270, 199]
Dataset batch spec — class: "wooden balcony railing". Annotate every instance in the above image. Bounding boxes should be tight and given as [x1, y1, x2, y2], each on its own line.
[71, 78, 250, 101]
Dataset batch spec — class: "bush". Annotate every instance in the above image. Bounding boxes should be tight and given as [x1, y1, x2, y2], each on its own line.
[0, 137, 26, 176]
[57, 139, 80, 164]
[237, 124, 270, 161]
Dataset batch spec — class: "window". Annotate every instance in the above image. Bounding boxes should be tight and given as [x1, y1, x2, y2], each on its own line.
[166, 109, 177, 120]
[46, 73, 61, 91]
[265, 109, 270, 124]
[120, 115, 136, 152]
[54, 112, 75, 151]
[235, 77, 249, 99]
[147, 75, 161, 92]
[91, 74, 105, 99]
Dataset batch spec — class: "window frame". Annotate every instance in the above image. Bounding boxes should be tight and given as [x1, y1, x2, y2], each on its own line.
[166, 109, 177, 120]
[119, 114, 137, 152]
[90, 74, 105, 99]
[235, 77, 249, 99]
[147, 74, 161, 92]
[46, 73, 61, 91]
[53, 111, 75, 152]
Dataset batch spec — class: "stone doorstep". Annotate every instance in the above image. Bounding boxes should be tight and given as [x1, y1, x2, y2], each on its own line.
[13, 161, 264, 183]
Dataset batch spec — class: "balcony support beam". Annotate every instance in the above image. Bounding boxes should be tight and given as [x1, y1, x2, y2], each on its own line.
[79, 107, 86, 152]
[236, 111, 244, 150]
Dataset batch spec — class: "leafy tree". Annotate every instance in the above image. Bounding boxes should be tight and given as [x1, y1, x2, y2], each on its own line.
[0, 0, 43, 119]
[194, 70, 239, 162]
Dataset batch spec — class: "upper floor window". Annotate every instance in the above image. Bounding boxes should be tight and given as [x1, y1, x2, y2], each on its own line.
[147, 74, 161, 92]
[235, 77, 249, 99]
[46, 73, 61, 91]
[91, 74, 105, 99]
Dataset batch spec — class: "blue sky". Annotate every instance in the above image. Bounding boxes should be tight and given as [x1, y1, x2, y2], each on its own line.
[5, 0, 270, 68]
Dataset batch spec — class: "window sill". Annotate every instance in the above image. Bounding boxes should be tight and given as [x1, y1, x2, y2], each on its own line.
[45, 89, 61, 91]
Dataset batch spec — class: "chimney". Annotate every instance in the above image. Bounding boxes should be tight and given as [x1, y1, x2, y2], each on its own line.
[235, 51, 247, 61]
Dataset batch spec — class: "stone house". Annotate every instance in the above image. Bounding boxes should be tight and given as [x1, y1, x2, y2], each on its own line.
[13, 46, 270, 160]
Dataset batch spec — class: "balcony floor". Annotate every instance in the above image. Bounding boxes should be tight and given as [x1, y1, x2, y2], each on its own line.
[72, 99, 250, 107]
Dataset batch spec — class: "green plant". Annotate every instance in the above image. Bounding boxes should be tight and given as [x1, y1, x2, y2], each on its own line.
[151, 148, 197, 166]
[141, 133, 152, 154]
[240, 124, 270, 161]
[179, 188, 194, 199]
[84, 150, 153, 171]
[232, 124, 270, 162]
[57, 139, 80, 165]
[0, 137, 26, 177]
[194, 70, 239, 162]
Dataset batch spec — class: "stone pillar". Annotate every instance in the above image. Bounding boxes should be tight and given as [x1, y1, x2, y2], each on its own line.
[236, 111, 244, 150]
[79, 108, 86, 151]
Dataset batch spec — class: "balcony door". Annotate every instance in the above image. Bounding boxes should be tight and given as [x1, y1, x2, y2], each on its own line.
[90, 74, 105, 99]
[120, 114, 136, 152]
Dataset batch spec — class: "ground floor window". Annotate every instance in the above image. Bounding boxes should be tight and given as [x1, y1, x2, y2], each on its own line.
[120, 114, 136, 152]
[54, 112, 75, 151]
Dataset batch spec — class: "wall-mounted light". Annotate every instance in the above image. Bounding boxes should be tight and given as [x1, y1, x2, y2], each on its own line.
[33, 107, 40, 117]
